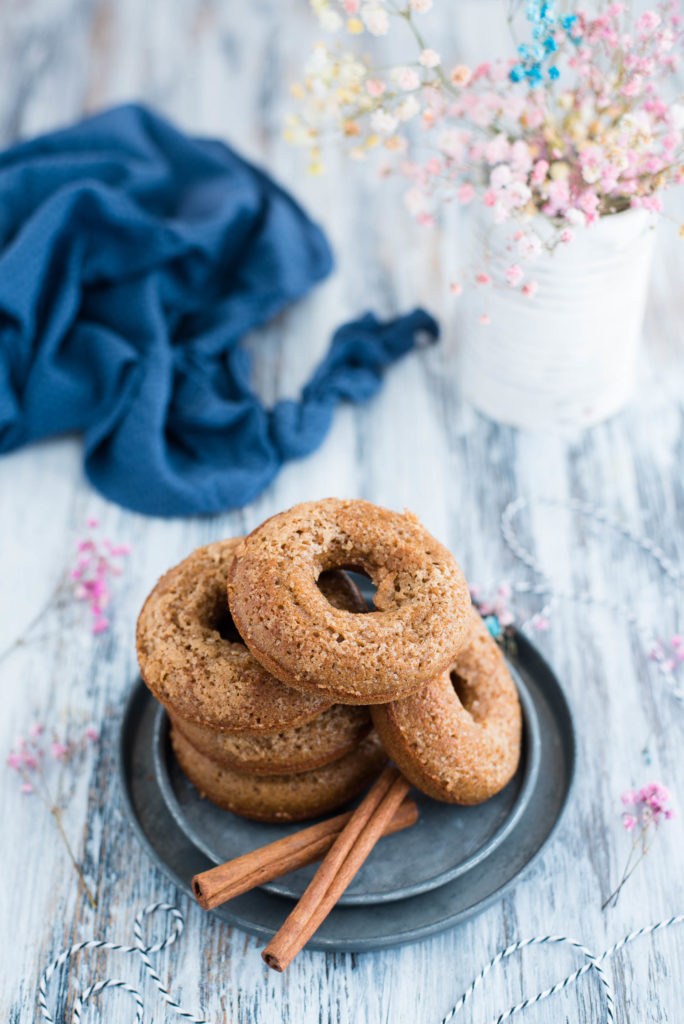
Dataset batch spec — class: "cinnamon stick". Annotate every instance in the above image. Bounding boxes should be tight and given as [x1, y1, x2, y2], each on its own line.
[262, 766, 411, 971]
[192, 796, 418, 910]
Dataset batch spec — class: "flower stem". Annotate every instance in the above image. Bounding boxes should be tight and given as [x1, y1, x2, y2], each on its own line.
[14, 762, 98, 910]
[602, 831, 653, 910]
[50, 805, 98, 910]
[0, 581, 67, 666]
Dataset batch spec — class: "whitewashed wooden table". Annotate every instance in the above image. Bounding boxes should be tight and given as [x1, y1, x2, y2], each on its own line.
[1, 2, 683, 1022]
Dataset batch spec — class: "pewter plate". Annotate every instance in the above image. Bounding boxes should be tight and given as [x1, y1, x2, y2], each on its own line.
[118, 632, 575, 952]
[152, 662, 540, 904]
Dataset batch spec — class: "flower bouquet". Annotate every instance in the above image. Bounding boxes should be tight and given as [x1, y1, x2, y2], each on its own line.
[287, 1, 684, 428]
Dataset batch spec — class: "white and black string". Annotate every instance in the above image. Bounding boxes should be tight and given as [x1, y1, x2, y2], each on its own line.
[38, 902, 206, 1024]
[39, 904, 684, 1023]
[500, 496, 684, 704]
[37, 498, 683, 1022]
[441, 913, 684, 1024]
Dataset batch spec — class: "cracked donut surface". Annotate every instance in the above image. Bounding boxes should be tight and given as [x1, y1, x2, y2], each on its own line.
[227, 498, 472, 704]
[136, 538, 366, 733]
[371, 608, 522, 804]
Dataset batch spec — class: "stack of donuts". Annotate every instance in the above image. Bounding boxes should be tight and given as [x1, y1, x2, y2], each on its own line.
[136, 499, 522, 822]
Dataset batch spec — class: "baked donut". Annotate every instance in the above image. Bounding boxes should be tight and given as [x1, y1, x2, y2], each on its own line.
[170, 726, 387, 822]
[227, 499, 471, 704]
[169, 703, 371, 776]
[371, 609, 522, 804]
[136, 539, 366, 733]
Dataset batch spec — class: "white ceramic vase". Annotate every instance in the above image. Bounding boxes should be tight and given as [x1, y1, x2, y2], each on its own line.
[460, 208, 656, 430]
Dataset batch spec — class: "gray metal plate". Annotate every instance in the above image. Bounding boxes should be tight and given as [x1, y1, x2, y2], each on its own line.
[153, 663, 540, 904]
[118, 632, 575, 952]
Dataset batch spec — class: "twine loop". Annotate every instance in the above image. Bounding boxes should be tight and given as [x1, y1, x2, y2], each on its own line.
[38, 902, 206, 1024]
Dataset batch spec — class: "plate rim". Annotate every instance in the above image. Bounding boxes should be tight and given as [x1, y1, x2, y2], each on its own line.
[117, 630, 576, 952]
[151, 662, 542, 905]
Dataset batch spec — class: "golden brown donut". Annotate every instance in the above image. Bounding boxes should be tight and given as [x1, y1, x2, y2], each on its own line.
[136, 539, 366, 733]
[170, 726, 387, 822]
[371, 609, 522, 804]
[227, 499, 471, 705]
[169, 703, 371, 776]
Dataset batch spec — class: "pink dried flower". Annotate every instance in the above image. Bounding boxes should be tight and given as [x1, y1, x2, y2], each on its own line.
[450, 65, 472, 87]
[636, 11, 662, 35]
[69, 520, 130, 635]
[290, 0, 684, 323]
[6, 724, 98, 907]
[521, 281, 539, 298]
[475, 272, 491, 285]
[419, 49, 440, 69]
[449, 282, 463, 296]
[517, 233, 542, 261]
[84, 726, 99, 743]
[478, 313, 491, 326]
[531, 159, 549, 185]
[365, 78, 386, 98]
[605, 779, 675, 909]
[622, 75, 644, 97]
[471, 583, 515, 634]
[505, 264, 524, 287]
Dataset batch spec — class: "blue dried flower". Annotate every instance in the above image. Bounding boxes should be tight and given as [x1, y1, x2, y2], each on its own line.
[483, 615, 502, 638]
[510, 0, 580, 84]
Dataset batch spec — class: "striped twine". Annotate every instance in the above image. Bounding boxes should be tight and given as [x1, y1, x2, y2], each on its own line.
[441, 913, 684, 1024]
[38, 904, 684, 1023]
[37, 902, 206, 1024]
[500, 496, 684, 704]
[36, 499, 683, 1022]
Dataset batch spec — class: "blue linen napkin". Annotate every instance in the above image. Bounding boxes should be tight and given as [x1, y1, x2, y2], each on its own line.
[0, 104, 437, 516]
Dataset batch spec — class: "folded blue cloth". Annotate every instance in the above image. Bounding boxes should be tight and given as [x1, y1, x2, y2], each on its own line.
[0, 104, 437, 515]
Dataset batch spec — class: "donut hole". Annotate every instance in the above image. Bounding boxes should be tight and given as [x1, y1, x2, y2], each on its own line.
[210, 570, 364, 643]
[450, 670, 477, 714]
[201, 585, 244, 644]
[213, 606, 244, 644]
[340, 569, 376, 611]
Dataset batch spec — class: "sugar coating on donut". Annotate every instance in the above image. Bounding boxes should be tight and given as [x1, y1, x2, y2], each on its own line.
[227, 499, 472, 704]
[371, 609, 522, 804]
[170, 703, 371, 776]
[136, 539, 365, 733]
[170, 726, 387, 822]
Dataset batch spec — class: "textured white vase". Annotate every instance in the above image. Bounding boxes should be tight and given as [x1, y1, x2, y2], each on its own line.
[461, 208, 656, 430]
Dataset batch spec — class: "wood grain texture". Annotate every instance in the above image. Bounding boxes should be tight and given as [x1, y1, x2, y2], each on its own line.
[1, 1, 683, 1022]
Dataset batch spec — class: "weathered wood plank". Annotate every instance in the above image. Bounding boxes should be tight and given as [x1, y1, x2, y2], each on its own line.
[1, 1, 683, 1022]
